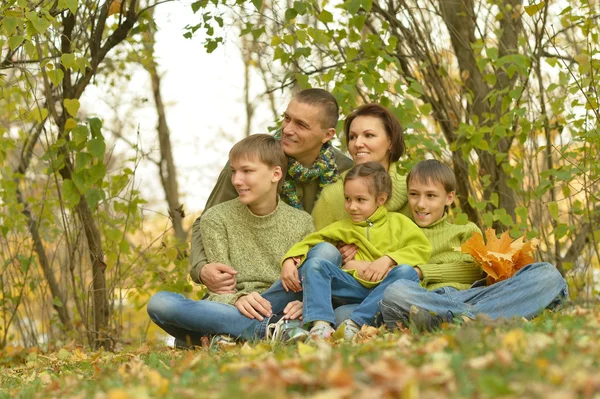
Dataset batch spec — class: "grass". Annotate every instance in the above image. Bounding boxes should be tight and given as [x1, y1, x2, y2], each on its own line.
[1, 305, 599, 398]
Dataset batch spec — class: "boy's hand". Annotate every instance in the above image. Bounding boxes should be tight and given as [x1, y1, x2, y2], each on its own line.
[234, 292, 272, 321]
[363, 256, 396, 282]
[337, 243, 358, 264]
[283, 300, 303, 320]
[282, 258, 302, 292]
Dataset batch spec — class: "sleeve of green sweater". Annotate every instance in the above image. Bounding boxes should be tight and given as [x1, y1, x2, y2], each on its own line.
[189, 163, 238, 284]
[311, 180, 347, 230]
[385, 223, 432, 267]
[418, 223, 483, 285]
[198, 208, 232, 274]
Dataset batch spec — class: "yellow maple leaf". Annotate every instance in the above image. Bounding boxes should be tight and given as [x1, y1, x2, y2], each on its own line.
[458, 228, 538, 285]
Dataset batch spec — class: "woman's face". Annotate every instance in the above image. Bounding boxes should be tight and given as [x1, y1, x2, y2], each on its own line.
[348, 115, 392, 170]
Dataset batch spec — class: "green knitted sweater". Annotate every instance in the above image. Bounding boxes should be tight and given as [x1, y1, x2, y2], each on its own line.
[418, 214, 484, 291]
[311, 161, 410, 230]
[200, 199, 314, 305]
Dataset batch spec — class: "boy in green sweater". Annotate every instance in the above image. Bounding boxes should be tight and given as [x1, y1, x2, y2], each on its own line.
[147, 134, 314, 345]
[380, 160, 567, 331]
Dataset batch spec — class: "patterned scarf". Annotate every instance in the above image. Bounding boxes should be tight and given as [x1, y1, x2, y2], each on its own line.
[273, 130, 340, 210]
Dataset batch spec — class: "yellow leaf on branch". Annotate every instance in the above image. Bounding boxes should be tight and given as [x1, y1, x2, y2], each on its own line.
[457, 228, 539, 285]
[107, 0, 123, 16]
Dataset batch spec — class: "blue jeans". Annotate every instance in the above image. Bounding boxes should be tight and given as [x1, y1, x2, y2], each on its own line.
[301, 242, 420, 326]
[146, 242, 342, 343]
[380, 262, 568, 329]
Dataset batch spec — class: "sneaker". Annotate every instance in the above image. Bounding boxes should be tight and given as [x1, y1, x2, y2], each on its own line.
[308, 321, 335, 340]
[340, 319, 361, 341]
[265, 317, 308, 343]
[209, 334, 236, 348]
[408, 305, 445, 333]
[174, 338, 196, 350]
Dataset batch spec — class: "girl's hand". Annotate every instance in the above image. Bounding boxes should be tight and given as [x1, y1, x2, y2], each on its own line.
[337, 243, 358, 264]
[281, 258, 302, 292]
[362, 256, 395, 282]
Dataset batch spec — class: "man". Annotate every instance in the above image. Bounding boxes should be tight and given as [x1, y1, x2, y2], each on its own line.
[190, 88, 354, 294]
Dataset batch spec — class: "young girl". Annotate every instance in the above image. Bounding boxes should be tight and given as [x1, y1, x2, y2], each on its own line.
[281, 162, 431, 340]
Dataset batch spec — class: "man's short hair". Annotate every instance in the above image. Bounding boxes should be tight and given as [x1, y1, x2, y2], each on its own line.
[407, 159, 456, 193]
[229, 134, 288, 192]
[294, 88, 339, 130]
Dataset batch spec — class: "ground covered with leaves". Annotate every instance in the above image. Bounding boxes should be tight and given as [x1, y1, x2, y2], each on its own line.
[1, 305, 599, 399]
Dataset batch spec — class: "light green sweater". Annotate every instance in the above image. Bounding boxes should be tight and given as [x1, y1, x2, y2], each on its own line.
[200, 199, 315, 304]
[284, 206, 431, 288]
[418, 214, 484, 291]
[311, 161, 410, 230]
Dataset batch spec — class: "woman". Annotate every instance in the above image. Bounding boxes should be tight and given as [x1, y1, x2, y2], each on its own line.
[311, 103, 410, 230]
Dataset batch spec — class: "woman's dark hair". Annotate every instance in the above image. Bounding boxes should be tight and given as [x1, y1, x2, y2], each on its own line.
[343, 103, 405, 162]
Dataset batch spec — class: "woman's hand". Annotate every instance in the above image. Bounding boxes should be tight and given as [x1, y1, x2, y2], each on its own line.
[362, 256, 396, 282]
[281, 258, 302, 292]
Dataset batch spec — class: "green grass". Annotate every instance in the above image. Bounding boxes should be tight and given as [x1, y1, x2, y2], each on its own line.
[1, 305, 599, 398]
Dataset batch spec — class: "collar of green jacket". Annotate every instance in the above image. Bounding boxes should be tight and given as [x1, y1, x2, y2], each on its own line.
[355, 206, 388, 227]
[423, 212, 449, 229]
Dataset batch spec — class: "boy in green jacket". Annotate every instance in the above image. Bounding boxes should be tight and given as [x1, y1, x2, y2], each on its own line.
[281, 162, 431, 340]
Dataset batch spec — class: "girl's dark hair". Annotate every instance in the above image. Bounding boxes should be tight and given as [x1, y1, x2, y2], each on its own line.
[344, 161, 392, 201]
[343, 103, 405, 162]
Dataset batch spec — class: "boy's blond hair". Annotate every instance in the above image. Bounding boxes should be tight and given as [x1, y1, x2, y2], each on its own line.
[229, 134, 288, 193]
[407, 159, 456, 193]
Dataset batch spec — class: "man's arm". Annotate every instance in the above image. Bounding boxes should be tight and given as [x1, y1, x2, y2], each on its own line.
[190, 162, 238, 285]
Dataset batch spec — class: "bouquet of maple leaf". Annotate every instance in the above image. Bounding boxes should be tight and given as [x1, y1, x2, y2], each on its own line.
[456, 228, 540, 285]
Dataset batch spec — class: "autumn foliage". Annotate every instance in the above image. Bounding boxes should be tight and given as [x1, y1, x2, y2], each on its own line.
[458, 229, 539, 285]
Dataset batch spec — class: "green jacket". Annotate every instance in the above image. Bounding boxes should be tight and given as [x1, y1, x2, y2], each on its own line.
[284, 206, 431, 288]
[190, 147, 353, 284]
[311, 161, 411, 230]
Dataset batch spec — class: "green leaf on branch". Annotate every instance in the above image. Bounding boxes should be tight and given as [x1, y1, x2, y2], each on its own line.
[58, 0, 78, 13]
[524, 2, 546, 16]
[25, 11, 51, 34]
[548, 201, 559, 221]
[8, 35, 24, 51]
[318, 10, 333, 24]
[87, 139, 106, 159]
[2, 16, 19, 35]
[61, 53, 75, 69]
[285, 8, 298, 22]
[63, 98, 80, 117]
[47, 69, 64, 86]
[63, 179, 81, 206]
[85, 188, 105, 209]
[89, 163, 107, 183]
[72, 125, 89, 146]
[251, 0, 262, 10]
[88, 117, 103, 139]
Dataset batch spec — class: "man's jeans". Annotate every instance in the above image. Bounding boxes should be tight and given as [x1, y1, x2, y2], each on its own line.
[146, 242, 340, 344]
[302, 242, 420, 326]
[380, 262, 568, 329]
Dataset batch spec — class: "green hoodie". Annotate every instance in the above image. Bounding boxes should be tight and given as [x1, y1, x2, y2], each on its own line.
[283, 206, 431, 288]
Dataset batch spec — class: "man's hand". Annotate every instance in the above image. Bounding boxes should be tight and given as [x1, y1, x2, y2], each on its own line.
[200, 263, 238, 294]
[281, 258, 302, 292]
[362, 256, 396, 282]
[234, 292, 272, 321]
[337, 243, 358, 264]
[283, 300, 303, 320]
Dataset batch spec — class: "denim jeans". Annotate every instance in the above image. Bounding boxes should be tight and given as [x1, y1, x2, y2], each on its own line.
[147, 278, 302, 343]
[380, 262, 568, 329]
[301, 242, 420, 326]
[146, 242, 346, 343]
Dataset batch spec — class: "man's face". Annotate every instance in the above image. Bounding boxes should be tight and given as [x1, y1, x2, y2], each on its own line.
[408, 178, 455, 227]
[230, 157, 281, 212]
[280, 99, 335, 166]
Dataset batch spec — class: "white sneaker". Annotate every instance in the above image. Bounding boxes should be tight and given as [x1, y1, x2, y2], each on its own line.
[308, 321, 335, 340]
